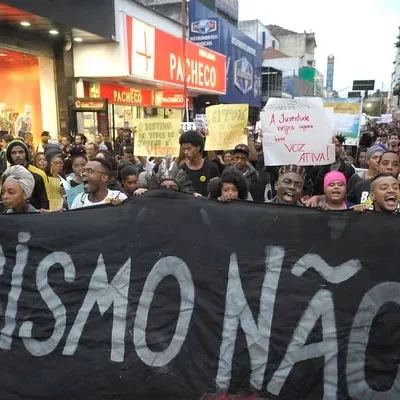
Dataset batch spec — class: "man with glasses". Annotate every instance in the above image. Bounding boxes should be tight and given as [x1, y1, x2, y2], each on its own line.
[70, 158, 127, 210]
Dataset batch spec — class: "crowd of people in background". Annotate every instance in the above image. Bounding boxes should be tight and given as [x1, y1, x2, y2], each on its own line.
[0, 119, 399, 216]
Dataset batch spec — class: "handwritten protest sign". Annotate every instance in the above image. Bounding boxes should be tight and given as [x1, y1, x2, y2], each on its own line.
[267, 97, 324, 111]
[205, 104, 248, 150]
[381, 113, 393, 124]
[260, 99, 335, 166]
[134, 118, 181, 157]
[322, 98, 362, 145]
[48, 177, 64, 211]
[181, 122, 197, 132]
[194, 114, 208, 136]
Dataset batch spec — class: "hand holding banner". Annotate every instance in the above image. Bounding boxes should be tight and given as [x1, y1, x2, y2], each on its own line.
[134, 118, 181, 157]
[205, 104, 248, 150]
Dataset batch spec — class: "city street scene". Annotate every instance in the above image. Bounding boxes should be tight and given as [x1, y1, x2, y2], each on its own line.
[0, 0, 399, 399]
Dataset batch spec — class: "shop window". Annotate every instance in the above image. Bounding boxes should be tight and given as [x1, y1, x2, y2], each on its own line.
[143, 107, 158, 118]
[163, 108, 183, 120]
[0, 48, 57, 144]
[111, 105, 141, 130]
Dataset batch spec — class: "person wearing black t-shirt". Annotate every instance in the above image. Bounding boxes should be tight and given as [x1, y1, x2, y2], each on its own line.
[179, 130, 220, 196]
[311, 134, 355, 195]
[348, 151, 400, 206]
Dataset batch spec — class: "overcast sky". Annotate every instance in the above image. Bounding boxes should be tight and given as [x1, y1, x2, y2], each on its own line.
[239, 0, 399, 94]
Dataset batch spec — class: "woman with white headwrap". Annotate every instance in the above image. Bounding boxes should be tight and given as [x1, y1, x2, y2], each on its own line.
[1, 165, 38, 213]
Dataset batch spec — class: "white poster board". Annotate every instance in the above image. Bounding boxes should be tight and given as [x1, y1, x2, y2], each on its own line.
[267, 97, 324, 111]
[380, 114, 393, 124]
[181, 122, 197, 132]
[260, 98, 335, 166]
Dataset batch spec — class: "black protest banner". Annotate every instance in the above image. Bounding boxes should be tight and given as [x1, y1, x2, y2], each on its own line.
[0, 191, 399, 400]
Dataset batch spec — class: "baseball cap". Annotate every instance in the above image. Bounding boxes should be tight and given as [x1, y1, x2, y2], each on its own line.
[233, 144, 250, 156]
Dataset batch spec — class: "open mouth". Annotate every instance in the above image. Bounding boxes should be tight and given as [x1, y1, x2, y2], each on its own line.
[385, 195, 397, 205]
[82, 178, 90, 190]
[283, 192, 295, 202]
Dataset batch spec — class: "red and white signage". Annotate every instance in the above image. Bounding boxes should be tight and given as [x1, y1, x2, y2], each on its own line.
[154, 90, 184, 108]
[100, 84, 153, 106]
[126, 15, 226, 95]
[154, 90, 194, 109]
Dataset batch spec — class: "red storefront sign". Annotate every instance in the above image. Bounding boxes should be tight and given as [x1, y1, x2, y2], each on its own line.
[154, 91, 184, 108]
[154, 91, 193, 109]
[100, 84, 153, 106]
[126, 16, 226, 95]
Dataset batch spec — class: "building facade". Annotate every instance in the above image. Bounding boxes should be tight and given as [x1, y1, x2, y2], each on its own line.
[262, 47, 314, 98]
[238, 20, 279, 50]
[299, 67, 324, 97]
[72, 0, 226, 142]
[134, 0, 239, 26]
[0, 0, 116, 142]
[267, 24, 316, 67]
[391, 27, 400, 118]
[188, 0, 263, 119]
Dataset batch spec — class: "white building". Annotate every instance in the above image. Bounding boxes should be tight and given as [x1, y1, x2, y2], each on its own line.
[392, 28, 400, 115]
[262, 47, 314, 97]
[267, 25, 316, 67]
[263, 47, 307, 77]
[238, 20, 279, 50]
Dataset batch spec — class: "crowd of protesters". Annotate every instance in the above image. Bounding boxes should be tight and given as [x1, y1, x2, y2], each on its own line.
[0, 119, 399, 215]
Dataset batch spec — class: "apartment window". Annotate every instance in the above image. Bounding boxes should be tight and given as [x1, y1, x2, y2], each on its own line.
[272, 40, 276, 49]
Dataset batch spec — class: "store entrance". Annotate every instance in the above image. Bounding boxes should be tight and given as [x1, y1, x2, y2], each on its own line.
[73, 98, 109, 143]
[108, 104, 185, 147]
[0, 47, 57, 143]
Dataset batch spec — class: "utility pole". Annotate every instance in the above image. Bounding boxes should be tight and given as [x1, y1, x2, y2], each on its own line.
[181, 0, 189, 122]
[379, 82, 384, 116]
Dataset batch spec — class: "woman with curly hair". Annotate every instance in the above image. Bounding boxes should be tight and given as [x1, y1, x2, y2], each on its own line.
[209, 167, 249, 203]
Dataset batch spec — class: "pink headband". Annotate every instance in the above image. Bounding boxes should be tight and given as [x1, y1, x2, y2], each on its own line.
[323, 171, 346, 192]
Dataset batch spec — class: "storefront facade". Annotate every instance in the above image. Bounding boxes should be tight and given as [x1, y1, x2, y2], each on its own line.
[73, 0, 226, 143]
[0, 0, 116, 143]
[77, 83, 194, 140]
[188, 0, 263, 121]
[0, 20, 58, 141]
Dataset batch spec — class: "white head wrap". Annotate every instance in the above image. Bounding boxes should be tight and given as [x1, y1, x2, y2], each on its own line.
[3, 165, 35, 198]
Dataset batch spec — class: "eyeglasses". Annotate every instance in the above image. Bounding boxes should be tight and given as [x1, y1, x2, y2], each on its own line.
[51, 160, 64, 166]
[81, 167, 107, 175]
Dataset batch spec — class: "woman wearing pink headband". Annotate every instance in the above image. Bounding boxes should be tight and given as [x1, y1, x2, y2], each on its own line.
[318, 171, 349, 210]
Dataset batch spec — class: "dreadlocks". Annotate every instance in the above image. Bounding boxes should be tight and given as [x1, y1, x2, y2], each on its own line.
[144, 156, 195, 194]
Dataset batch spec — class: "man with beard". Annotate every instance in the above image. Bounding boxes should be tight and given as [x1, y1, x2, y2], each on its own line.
[117, 129, 134, 157]
[273, 165, 305, 206]
[179, 130, 219, 196]
[6, 140, 49, 210]
[71, 157, 127, 209]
